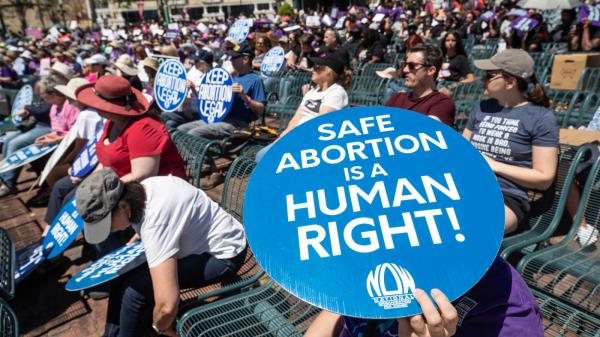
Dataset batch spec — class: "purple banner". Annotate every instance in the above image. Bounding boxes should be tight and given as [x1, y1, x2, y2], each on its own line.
[579, 5, 600, 28]
[480, 11, 495, 22]
[510, 16, 539, 36]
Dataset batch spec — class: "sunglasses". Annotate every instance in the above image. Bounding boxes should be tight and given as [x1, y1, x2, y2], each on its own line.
[482, 71, 504, 82]
[400, 61, 430, 72]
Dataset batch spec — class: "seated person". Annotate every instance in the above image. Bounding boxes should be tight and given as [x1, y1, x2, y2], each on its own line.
[384, 44, 455, 127]
[177, 43, 266, 139]
[76, 169, 247, 337]
[463, 49, 559, 235]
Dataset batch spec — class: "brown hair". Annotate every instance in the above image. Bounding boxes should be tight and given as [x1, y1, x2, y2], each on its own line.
[336, 69, 353, 90]
[503, 72, 551, 108]
[120, 181, 146, 223]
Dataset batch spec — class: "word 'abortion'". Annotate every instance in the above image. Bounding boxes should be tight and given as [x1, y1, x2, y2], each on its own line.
[276, 115, 448, 173]
[289, 173, 466, 261]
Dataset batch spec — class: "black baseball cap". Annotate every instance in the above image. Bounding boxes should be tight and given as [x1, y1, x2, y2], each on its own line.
[190, 49, 214, 64]
[309, 53, 345, 76]
[228, 43, 255, 59]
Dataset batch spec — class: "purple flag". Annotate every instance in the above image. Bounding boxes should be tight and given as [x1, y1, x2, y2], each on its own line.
[579, 5, 600, 28]
[510, 16, 539, 36]
[480, 11, 495, 22]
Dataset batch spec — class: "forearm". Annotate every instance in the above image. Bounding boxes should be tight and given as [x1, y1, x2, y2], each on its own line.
[152, 301, 179, 331]
[582, 27, 592, 51]
[494, 161, 554, 190]
[247, 98, 265, 115]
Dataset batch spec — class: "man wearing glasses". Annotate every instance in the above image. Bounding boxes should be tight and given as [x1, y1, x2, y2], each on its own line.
[384, 44, 455, 127]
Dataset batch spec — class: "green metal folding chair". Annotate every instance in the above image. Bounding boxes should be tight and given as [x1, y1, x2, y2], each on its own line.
[0, 228, 15, 301]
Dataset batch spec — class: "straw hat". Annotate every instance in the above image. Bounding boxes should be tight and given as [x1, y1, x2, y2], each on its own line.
[75, 75, 150, 116]
[55, 78, 89, 101]
[113, 54, 138, 77]
[142, 57, 159, 72]
[50, 62, 75, 80]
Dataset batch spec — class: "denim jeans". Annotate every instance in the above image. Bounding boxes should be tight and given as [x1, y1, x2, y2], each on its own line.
[0, 123, 52, 187]
[102, 248, 246, 337]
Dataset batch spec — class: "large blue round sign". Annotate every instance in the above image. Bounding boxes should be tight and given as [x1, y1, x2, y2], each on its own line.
[66, 242, 146, 291]
[228, 19, 251, 44]
[260, 47, 286, 76]
[154, 59, 188, 112]
[243, 107, 505, 319]
[42, 196, 84, 259]
[197, 67, 234, 124]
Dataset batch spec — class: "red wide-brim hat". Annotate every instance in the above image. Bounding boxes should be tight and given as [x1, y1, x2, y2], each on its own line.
[75, 75, 150, 116]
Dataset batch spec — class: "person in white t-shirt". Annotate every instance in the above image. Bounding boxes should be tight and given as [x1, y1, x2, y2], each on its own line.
[75, 168, 247, 337]
[255, 53, 351, 162]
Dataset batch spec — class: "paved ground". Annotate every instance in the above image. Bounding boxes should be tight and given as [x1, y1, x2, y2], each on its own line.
[1, 166, 224, 337]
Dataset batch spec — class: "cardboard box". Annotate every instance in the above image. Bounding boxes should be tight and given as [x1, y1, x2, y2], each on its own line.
[550, 54, 600, 91]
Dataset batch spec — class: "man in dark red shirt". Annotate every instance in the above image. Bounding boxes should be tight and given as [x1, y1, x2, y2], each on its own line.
[384, 44, 456, 126]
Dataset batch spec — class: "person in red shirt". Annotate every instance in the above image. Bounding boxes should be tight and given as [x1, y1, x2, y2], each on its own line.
[41, 76, 186, 297]
[384, 44, 456, 126]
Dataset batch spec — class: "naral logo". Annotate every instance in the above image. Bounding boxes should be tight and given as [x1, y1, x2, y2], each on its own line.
[367, 263, 415, 309]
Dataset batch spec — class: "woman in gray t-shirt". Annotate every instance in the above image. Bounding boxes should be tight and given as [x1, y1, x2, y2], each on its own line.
[462, 49, 559, 235]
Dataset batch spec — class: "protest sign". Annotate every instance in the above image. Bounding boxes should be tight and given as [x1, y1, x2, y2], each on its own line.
[154, 59, 188, 112]
[66, 242, 146, 291]
[244, 107, 505, 318]
[38, 129, 77, 186]
[306, 15, 321, 27]
[71, 140, 98, 178]
[261, 47, 286, 76]
[15, 241, 45, 283]
[228, 19, 252, 44]
[25, 28, 43, 39]
[40, 58, 52, 77]
[11, 85, 33, 124]
[507, 9, 528, 17]
[510, 16, 539, 36]
[197, 67, 234, 124]
[579, 5, 600, 28]
[165, 29, 179, 39]
[480, 11, 495, 22]
[0, 144, 56, 174]
[42, 196, 84, 259]
[150, 53, 180, 66]
[335, 17, 346, 29]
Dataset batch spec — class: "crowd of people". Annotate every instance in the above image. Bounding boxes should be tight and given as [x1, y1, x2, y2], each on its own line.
[0, 0, 600, 336]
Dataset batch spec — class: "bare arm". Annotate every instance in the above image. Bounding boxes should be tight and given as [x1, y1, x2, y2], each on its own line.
[120, 155, 160, 183]
[304, 311, 343, 337]
[460, 73, 475, 84]
[462, 128, 473, 141]
[485, 146, 558, 190]
[150, 258, 180, 336]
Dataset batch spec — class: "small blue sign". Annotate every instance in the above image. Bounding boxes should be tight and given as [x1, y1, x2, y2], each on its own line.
[243, 107, 505, 319]
[65, 242, 146, 291]
[261, 47, 286, 76]
[11, 85, 33, 124]
[154, 59, 188, 112]
[71, 140, 98, 178]
[228, 19, 251, 44]
[197, 67, 234, 124]
[0, 144, 57, 173]
[42, 196, 84, 259]
[14, 241, 46, 283]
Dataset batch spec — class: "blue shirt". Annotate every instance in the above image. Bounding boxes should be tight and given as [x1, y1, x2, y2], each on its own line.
[465, 99, 559, 201]
[227, 71, 266, 124]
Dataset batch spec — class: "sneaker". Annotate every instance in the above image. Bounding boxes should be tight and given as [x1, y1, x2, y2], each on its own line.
[576, 224, 599, 247]
[0, 184, 16, 198]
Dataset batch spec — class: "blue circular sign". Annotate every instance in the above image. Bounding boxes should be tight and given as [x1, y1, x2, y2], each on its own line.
[11, 85, 33, 124]
[154, 59, 188, 112]
[66, 242, 146, 291]
[243, 106, 505, 319]
[197, 67, 234, 124]
[228, 19, 251, 44]
[260, 47, 286, 76]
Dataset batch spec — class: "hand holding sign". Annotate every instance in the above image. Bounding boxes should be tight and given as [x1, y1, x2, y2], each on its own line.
[244, 107, 504, 318]
[197, 67, 234, 124]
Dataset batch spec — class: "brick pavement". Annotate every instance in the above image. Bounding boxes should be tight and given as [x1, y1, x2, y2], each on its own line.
[1, 165, 224, 337]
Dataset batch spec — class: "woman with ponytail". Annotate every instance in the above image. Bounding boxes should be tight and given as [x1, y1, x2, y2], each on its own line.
[462, 49, 559, 235]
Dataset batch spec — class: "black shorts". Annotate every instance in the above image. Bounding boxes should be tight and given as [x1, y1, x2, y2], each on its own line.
[503, 192, 530, 229]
